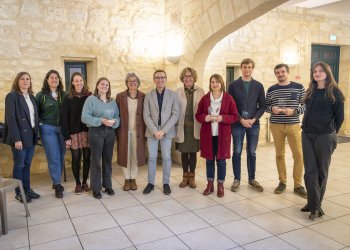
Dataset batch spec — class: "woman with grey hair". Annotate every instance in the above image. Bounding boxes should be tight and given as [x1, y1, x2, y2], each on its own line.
[116, 72, 146, 191]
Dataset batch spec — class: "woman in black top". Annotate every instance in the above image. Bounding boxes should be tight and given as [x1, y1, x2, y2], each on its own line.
[61, 72, 92, 194]
[301, 61, 344, 219]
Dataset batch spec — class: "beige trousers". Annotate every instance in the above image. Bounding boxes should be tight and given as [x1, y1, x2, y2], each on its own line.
[122, 130, 138, 179]
[270, 123, 304, 188]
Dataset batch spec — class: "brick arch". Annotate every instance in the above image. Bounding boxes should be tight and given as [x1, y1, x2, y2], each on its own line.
[178, 0, 289, 84]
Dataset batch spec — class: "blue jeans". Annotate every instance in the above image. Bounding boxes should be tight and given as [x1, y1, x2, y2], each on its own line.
[206, 136, 226, 182]
[12, 146, 35, 194]
[231, 123, 260, 181]
[147, 136, 172, 185]
[39, 124, 66, 185]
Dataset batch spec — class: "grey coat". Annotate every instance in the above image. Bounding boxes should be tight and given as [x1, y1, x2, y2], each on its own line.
[143, 88, 179, 138]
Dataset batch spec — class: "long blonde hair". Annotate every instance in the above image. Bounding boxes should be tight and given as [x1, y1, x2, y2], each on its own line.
[304, 61, 344, 103]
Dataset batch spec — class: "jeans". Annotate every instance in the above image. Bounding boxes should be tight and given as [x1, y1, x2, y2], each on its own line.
[88, 126, 115, 192]
[206, 136, 226, 182]
[302, 131, 337, 211]
[231, 123, 260, 181]
[147, 136, 172, 185]
[12, 146, 35, 194]
[39, 124, 66, 185]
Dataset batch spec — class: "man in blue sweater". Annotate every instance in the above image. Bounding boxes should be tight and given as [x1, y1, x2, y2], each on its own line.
[228, 58, 265, 192]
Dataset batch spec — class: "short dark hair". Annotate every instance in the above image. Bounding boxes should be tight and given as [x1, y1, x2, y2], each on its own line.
[241, 58, 255, 68]
[274, 63, 290, 74]
[153, 69, 167, 78]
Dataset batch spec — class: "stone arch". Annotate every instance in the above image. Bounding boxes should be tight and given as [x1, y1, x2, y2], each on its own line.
[178, 0, 289, 84]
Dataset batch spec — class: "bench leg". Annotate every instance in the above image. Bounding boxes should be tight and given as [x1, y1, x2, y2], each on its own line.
[17, 181, 30, 217]
[0, 190, 8, 235]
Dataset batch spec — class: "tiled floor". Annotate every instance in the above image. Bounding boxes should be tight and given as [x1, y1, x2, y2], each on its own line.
[1, 142, 350, 250]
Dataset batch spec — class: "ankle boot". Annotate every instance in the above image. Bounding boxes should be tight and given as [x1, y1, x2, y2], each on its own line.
[217, 182, 224, 197]
[188, 172, 196, 188]
[179, 172, 189, 188]
[203, 180, 214, 195]
[123, 179, 131, 191]
[130, 179, 137, 190]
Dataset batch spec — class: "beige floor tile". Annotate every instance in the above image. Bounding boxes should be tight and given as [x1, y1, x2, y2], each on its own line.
[136, 236, 189, 250]
[110, 205, 155, 226]
[309, 220, 350, 246]
[28, 205, 69, 226]
[176, 195, 218, 210]
[279, 227, 344, 249]
[207, 189, 247, 204]
[145, 199, 188, 217]
[28, 219, 76, 245]
[251, 194, 297, 210]
[168, 185, 200, 199]
[232, 185, 268, 199]
[160, 211, 210, 235]
[0, 213, 27, 230]
[328, 193, 350, 209]
[277, 205, 332, 226]
[71, 211, 118, 235]
[336, 214, 350, 226]
[62, 192, 97, 205]
[215, 219, 272, 245]
[224, 199, 271, 217]
[243, 236, 298, 250]
[178, 227, 237, 250]
[193, 205, 242, 226]
[0, 227, 29, 250]
[66, 200, 107, 218]
[27, 194, 64, 210]
[6, 200, 28, 215]
[31, 236, 82, 250]
[79, 227, 133, 250]
[122, 219, 173, 245]
[247, 211, 303, 234]
[101, 193, 141, 211]
[130, 188, 171, 204]
[321, 200, 350, 218]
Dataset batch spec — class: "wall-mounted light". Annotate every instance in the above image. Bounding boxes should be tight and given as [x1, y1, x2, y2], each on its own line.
[165, 29, 183, 64]
[280, 40, 299, 65]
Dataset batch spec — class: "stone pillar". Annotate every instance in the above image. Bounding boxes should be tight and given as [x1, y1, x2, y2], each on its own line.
[339, 46, 350, 136]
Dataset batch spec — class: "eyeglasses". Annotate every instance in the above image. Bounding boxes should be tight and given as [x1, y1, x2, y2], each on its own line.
[154, 76, 167, 80]
[127, 80, 138, 83]
[183, 75, 193, 78]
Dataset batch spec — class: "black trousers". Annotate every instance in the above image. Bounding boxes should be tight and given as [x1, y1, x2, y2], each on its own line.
[88, 126, 115, 192]
[302, 131, 337, 211]
[181, 152, 197, 173]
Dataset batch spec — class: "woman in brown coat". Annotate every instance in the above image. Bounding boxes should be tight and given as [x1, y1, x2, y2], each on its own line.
[116, 72, 146, 191]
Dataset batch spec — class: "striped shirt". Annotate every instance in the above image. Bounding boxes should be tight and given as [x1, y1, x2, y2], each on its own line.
[265, 81, 306, 124]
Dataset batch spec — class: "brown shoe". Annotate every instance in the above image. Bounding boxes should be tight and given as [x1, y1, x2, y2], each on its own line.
[75, 184, 83, 194]
[203, 180, 214, 195]
[179, 172, 189, 188]
[188, 172, 196, 188]
[130, 179, 137, 190]
[82, 183, 91, 193]
[123, 179, 131, 191]
[217, 182, 224, 197]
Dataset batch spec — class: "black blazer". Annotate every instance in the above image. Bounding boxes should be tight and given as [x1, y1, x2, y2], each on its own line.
[3, 91, 39, 147]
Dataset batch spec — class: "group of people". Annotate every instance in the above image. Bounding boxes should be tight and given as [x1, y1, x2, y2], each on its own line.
[3, 59, 344, 220]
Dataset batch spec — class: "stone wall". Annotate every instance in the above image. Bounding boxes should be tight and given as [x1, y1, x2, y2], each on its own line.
[204, 7, 350, 140]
